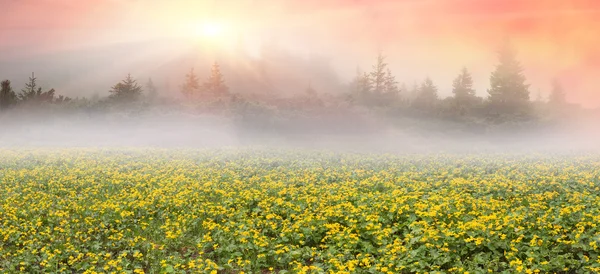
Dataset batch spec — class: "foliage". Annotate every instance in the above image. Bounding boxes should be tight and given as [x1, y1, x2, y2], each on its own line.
[109, 74, 143, 102]
[16, 73, 68, 104]
[203, 62, 229, 98]
[412, 77, 439, 111]
[0, 80, 17, 110]
[487, 42, 531, 121]
[451, 67, 478, 115]
[351, 54, 401, 107]
[370, 53, 387, 94]
[2, 149, 600, 273]
[181, 68, 200, 99]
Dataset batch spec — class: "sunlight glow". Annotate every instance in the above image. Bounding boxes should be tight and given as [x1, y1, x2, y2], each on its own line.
[198, 22, 225, 38]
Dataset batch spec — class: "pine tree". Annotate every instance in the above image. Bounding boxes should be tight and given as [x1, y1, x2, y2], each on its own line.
[413, 77, 439, 110]
[452, 67, 477, 114]
[203, 62, 229, 97]
[384, 68, 399, 94]
[18, 72, 41, 101]
[549, 79, 566, 107]
[487, 42, 530, 118]
[181, 68, 200, 99]
[17, 72, 58, 103]
[355, 69, 372, 94]
[109, 74, 143, 102]
[0, 80, 17, 110]
[370, 53, 387, 94]
[452, 67, 476, 102]
[54, 95, 72, 104]
[349, 68, 370, 104]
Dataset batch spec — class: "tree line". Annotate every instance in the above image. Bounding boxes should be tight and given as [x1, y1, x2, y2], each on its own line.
[348, 43, 569, 124]
[0, 43, 573, 130]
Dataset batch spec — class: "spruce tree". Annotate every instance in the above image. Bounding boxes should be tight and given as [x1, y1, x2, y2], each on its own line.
[370, 53, 387, 94]
[384, 68, 399, 94]
[0, 80, 17, 110]
[453, 67, 476, 102]
[349, 68, 370, 104]
[413, 77, 439, 110]
[452, 67, 477, 113]
[487, 42, 530, 118]
[203, 62, 229, 97]
[109, 74, 143, 102]
[18, 72, 41, 101]
[181, 68, 200, 99]
[17, 72, 58, 103]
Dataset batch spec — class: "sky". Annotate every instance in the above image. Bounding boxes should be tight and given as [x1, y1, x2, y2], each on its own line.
[1, 0, 599, 107]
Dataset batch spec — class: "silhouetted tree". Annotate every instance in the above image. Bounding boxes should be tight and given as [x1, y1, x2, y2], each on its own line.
[379, 68, 401, 106]
[18, 73, 40, 101]
[54, 95, 72, 104]
[413, 77, 439, 111]
[181, 68, 200, 99]
[549, 79, 566, 107]
[203, 62, 229, 98]
[17, 73, 58, 103]
[370, 53, 387, 94]
[301, 83, 323, 107]
[452, 67, 477, 114]
[487, 42, 531, 120]
[384, 68, 399, 94]
[0, 80, 17, 111]
[109, 74, 143, 102]
[348, 68, 369, 104]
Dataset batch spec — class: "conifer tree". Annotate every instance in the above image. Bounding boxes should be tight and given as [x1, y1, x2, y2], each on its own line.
[370, 53, 387, 94]
[109, 74, 143, 102]
[18, 73, 58, 103]
[384, 68, 399, 94]
[181, 68, 200, 99]
[413, 77, 439, 110]
[0, 80, 17, 110]
[452, 67, 477, 113]
[18, 72, 41, 101]
[487, 41, 531, 118]
[453, 67, 476, 102]
[203, 62, 229, 97]
[349, 68, 371, 104]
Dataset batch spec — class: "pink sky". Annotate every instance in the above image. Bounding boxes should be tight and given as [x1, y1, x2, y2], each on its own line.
[2, 0, 599, 106]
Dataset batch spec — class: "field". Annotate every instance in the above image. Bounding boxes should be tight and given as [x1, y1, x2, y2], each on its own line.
[1, 149, 600, 273]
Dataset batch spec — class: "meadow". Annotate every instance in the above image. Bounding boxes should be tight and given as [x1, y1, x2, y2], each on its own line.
[1, 149, 600, 273]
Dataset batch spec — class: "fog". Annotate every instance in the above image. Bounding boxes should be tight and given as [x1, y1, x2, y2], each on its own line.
[1, 105, 599, 154]
[2, 1, 600, 153]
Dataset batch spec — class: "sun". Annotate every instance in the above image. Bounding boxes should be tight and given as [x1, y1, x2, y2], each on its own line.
[199, 22, 224, 38]
[188, 21, 230, 41]
[179, 20, 240, 49]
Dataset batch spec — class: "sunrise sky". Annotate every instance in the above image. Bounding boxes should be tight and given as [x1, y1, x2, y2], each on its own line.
[1, 0, 599, 107]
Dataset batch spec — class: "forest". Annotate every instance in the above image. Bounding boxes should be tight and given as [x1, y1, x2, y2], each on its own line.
[0, 41, 594, 145]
